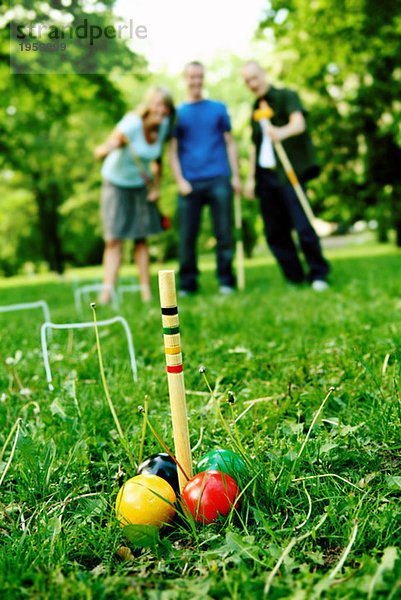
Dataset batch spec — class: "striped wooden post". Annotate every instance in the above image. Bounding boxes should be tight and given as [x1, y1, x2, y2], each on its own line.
[158, 270, 193, 492]
[254, 101, 316, 225]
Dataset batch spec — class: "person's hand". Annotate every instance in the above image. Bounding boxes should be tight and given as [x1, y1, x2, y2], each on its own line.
[178, 178, 193, 196]
[94, 134, 127, 161]
[147, 187, 159, 202]
[244, 177, 255, 200]
[231, 175, 242, 196]
[267, 125, 285, 143]
[94, 144, 107, 161]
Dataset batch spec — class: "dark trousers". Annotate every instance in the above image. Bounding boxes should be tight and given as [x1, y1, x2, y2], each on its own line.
[178, 176, 235, 292]
[257, 169, 330, 283]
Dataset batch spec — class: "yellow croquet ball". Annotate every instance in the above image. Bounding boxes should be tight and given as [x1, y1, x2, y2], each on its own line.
[115, 474, 176, 527]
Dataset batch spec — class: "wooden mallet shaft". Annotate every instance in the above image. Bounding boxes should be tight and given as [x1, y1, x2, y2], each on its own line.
[158, 270, 193, 492]
[234, 193, 245, 290]
[254, 101, 316, 225]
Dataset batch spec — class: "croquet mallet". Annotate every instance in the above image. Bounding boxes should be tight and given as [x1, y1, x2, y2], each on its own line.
[234, 193, 245, 290]
[253, 100, 316, 225]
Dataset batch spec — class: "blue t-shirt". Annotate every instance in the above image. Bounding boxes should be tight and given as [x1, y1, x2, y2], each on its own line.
[173, 99, 231, 181]
[102, 113, 169, 188]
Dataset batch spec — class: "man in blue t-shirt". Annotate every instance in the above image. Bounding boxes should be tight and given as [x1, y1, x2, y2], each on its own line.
[169, 61, 241, 295]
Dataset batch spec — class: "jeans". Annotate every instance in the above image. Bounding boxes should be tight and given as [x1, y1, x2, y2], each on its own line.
[257, 169, 330, 283]
[178, 176, 235, 292]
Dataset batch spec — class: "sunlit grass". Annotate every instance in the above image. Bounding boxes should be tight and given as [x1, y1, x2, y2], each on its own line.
[0, 239, 400, 599]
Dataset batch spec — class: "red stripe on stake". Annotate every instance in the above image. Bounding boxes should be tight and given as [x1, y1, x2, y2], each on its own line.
[167, 364, 183, 374]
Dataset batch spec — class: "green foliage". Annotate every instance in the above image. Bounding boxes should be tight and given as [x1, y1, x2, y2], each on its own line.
[123, 524, 161, 550]
[0, 1, 145, 275]
[0, 243, 400, 598]
[0, 178, 38, 276]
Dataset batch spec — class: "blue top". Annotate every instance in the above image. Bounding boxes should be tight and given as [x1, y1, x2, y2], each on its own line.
[173, 99, 231, 181]
[102, 113, 169, 188]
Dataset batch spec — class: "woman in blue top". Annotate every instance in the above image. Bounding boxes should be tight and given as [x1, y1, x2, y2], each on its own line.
[95, 86, 174, 302]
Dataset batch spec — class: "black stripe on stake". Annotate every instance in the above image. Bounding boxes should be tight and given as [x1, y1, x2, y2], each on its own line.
[163, 326, 180, 335]
[161, 307, 178, 316]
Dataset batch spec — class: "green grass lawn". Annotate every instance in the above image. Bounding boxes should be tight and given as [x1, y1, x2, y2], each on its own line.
[0, 241, 400, 599]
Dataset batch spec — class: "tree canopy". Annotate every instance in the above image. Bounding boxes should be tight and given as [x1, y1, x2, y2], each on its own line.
[1, 0, 145, 274]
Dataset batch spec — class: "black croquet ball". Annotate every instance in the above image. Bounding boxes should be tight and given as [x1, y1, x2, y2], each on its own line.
[136, 453, 179, 495]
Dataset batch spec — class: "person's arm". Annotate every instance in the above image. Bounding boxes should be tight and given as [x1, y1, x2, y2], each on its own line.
[94, 127, 127, 160]
[168, 137, 192, 195]
[267, 111, 306, 143]
[244, 145, 257, 200]
[223, 131, 242, 195]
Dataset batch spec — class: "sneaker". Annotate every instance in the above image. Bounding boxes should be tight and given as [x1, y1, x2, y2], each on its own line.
[219, 285, 235, 295]
[311, 279, 329, 291]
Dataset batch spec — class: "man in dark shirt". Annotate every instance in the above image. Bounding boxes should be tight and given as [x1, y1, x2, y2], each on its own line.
[241, 61, 330, 290]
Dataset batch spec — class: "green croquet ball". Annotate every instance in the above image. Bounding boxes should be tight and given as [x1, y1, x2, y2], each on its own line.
[196, 449, 248, 481]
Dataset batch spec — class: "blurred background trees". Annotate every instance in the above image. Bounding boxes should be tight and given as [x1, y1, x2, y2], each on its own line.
[0, 0, 140, 275]
[1, 0, 401, 276]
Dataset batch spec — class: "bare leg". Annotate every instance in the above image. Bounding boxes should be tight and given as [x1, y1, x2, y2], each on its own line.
[99, 239, 123, 303]
[134, 239, 151, 301]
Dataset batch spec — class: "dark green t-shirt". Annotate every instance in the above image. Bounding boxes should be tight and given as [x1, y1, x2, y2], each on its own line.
[251, 86, 319, 184]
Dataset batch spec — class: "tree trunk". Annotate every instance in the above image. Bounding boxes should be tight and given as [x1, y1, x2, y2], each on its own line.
[395, 220, 401, 247]
[35, 183, 64, 273]
[377, 219, 389, 243]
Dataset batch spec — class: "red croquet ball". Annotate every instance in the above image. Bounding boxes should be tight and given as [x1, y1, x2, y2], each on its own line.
[181, 470, 240, 524]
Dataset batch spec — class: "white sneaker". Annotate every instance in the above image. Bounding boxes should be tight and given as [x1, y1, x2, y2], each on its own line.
[219, 285, 235, 295]
[311, 279, 329, 291]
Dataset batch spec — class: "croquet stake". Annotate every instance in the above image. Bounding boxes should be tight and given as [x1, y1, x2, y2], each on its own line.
[158, 270, 193, 492]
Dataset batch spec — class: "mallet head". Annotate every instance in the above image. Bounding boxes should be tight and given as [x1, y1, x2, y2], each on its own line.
[253, 100, 274, 122]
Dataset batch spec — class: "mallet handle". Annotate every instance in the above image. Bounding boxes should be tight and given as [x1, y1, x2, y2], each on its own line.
[257, 104, 316, 225]
[234, 193, 245, 291]
[158, 270, 193, 492]
[273, 141, 316, 224]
